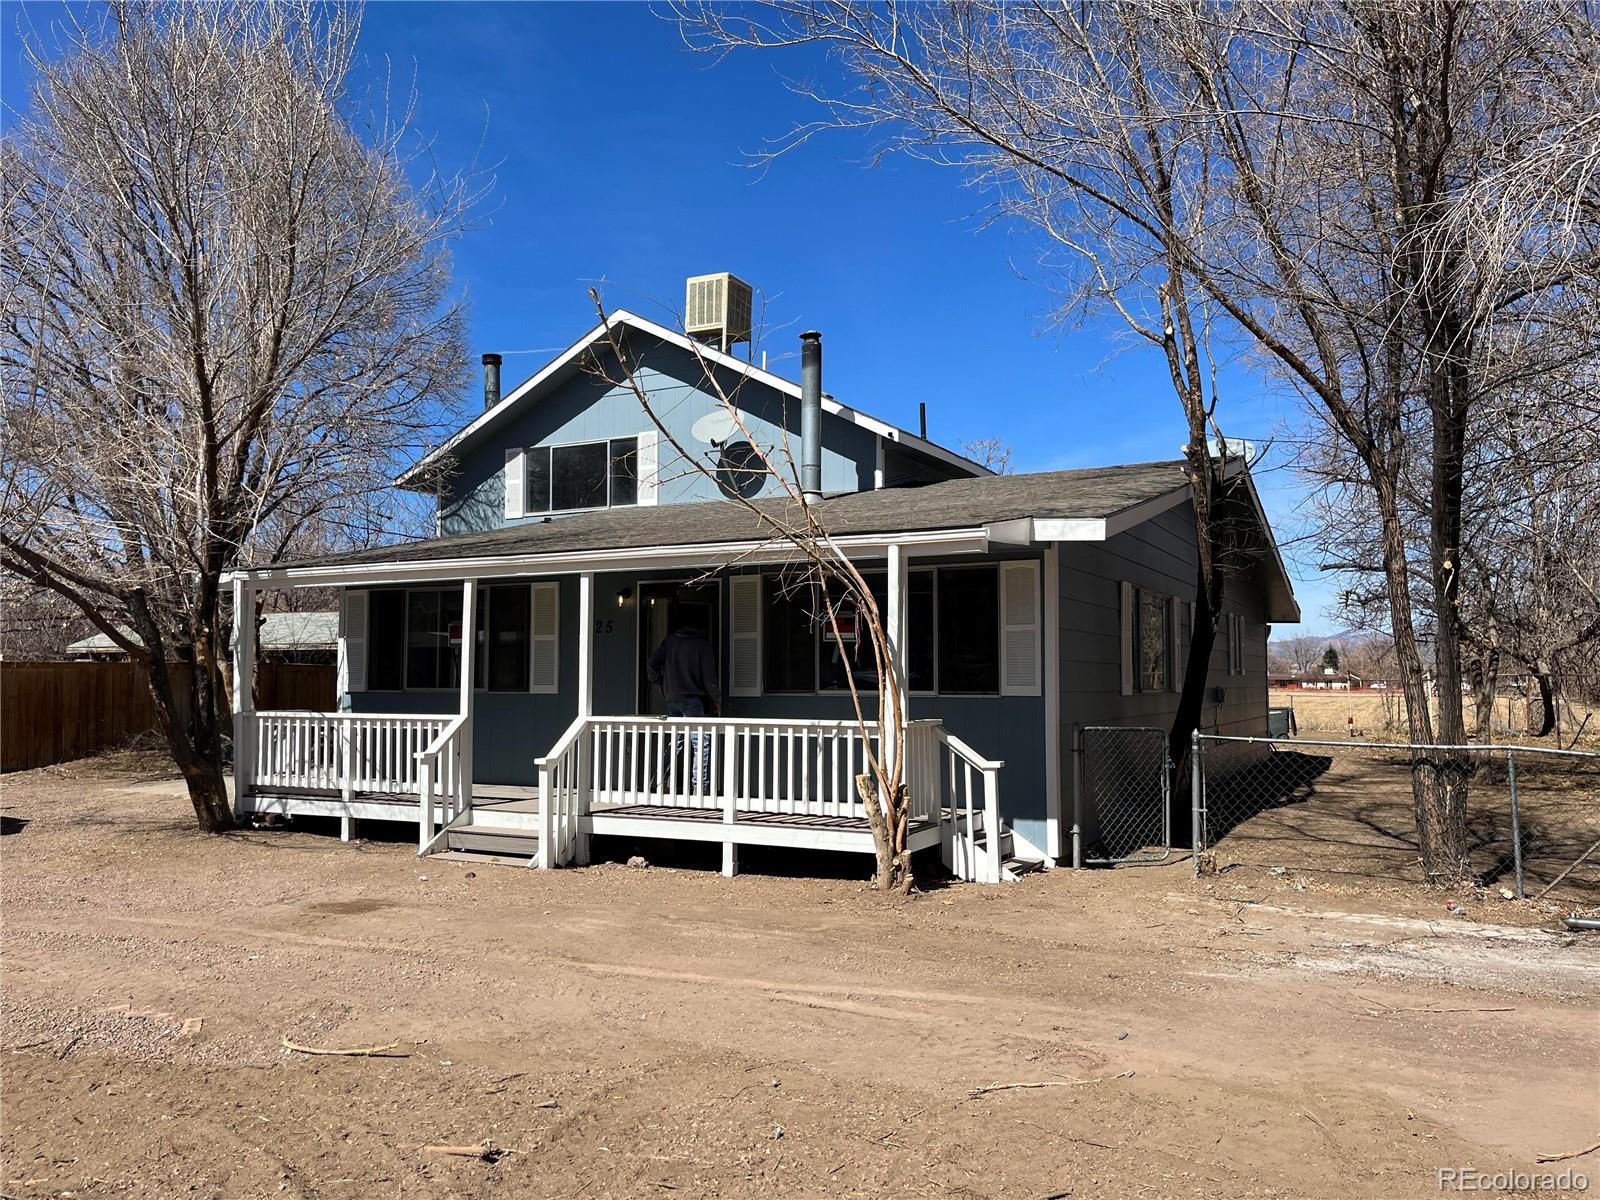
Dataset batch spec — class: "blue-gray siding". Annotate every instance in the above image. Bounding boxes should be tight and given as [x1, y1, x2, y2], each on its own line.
[439, 342, 884, 536]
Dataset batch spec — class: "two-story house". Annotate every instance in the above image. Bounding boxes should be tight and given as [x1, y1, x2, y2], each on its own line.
[227, 274, 1298, 882]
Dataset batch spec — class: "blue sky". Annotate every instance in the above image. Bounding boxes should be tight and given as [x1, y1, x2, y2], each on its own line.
[0, 1, 1337, 630]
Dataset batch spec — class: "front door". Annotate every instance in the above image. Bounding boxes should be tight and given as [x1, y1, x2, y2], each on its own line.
[636, 580, 721, 715]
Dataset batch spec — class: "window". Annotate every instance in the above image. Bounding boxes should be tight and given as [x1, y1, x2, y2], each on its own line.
[406, 589, 464, 690]
[524, 437, 640, 514]
[367, 591, 405, 691]
[1134, 589, 1171, 693]
[751, 565, 1008, 697]
[763, 579, 818, 693]
[473, 585, 531, 692]
[819, 575, 888, 692]
[937, 568, 1000, 694]
[907, 571, 935, 692]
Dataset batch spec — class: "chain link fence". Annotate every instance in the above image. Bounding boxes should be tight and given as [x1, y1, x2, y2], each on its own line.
[1075, 726, 1174, 864]
[1192, 734, 1600, 908]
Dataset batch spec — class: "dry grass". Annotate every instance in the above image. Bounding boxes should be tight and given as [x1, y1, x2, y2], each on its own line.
[1270, 689, 1600, 746]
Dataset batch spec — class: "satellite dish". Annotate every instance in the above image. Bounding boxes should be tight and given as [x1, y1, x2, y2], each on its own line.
[715, 441, 766, 500]
[692, 410, 738, 446]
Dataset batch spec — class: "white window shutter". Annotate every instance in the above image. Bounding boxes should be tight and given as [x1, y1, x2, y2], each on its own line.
[728, 575, 762, 697]
[636, 430, 659, 506]
[1169, 595, 1183, 694]
[1000, 561, 1041, 697]
[1119, 580, 1135, 697]
[504, 449, 526, 521]
[529, 582, 560, 694]
[340, 590, 368, 694]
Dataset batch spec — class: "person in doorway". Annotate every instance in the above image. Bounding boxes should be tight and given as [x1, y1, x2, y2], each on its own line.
[648, 614, 720, 793]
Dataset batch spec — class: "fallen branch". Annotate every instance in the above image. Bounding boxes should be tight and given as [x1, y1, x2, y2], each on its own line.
[422, 1140, 513, 1163]
[1533, 837, 1600, 901]
[1536, 1139, 1600, 1164]
[968, 1071, 1133, 1098]
[280, 1036, 408, 1058]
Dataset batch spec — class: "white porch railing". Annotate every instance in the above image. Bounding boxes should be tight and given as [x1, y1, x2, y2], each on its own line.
[585, 716, 941, 823]
[249, 712, 453, 796]
[417, 714, 472, 854]
[534, 715, 1003, 880]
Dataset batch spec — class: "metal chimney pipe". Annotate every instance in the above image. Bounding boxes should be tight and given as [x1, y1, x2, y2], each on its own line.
[918, 401, 927, 440]
[799, 331, 823, 503]
[482, 352, 503, 410]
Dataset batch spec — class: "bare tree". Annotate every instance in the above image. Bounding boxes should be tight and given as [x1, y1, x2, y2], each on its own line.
[588, 294, 917, 892]
[676, 0, 1259, 779]
[959, 437, 1015, 475]
[674, 0, 1600, 882]
[1, 2, 474, 830]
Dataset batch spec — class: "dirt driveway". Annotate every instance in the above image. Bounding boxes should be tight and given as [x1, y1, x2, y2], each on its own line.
[3, 754, 1597, 1199]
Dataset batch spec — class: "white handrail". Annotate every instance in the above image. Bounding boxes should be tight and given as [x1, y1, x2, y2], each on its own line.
[535, 715, 590, 869]
[935, 727, 1007, 883]
[416, 713, 471, 854]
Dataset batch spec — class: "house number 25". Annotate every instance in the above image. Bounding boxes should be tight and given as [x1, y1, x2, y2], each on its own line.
[594, 618, 615, 635]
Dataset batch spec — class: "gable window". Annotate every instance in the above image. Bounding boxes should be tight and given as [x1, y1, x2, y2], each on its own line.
[1134, 588, 1172, 693]
[524, 437, 639, 514]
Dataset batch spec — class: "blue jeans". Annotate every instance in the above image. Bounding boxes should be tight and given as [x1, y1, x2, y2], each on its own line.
[667, 696, 712, 795]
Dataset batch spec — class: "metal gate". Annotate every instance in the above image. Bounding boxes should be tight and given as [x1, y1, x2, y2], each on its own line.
[1076, 726, 1173, 864]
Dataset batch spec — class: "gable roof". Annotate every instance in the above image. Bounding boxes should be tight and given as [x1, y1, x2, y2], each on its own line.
[396, 310, 991, 489]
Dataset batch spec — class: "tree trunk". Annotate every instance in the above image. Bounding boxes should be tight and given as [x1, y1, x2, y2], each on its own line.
[1169, 552, 1222, 767]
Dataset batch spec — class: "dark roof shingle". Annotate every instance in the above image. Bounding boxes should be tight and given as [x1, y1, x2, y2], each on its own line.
[276, 460, 1188, 570]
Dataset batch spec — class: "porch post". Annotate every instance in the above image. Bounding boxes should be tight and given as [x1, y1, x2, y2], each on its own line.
[574, 572, 594, 864]
[230, 576, 256, 822]
[1043, 543, 1061, 863]
[459, 579, 477, 815]
[882, 543, 909, 787]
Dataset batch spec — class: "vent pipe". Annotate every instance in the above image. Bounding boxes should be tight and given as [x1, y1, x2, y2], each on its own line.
[482, 352, 502, 410]
[918, 401, 927, 440]
[799, 331, 823, 503]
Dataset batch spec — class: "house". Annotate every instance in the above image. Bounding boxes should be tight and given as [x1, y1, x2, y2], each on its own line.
[69, 612, 338, 665]
[1269, 668, 1358, 691]
[226, 276, 1298, 882]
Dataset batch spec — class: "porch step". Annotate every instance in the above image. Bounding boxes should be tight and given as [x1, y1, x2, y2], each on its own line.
[1002, 856, 1047, 878]
[427, 849, 535, 869]
[444, 825, 541, 858]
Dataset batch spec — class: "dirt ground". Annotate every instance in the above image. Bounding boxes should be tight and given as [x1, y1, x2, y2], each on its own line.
[3, 754, 1598, 1199]
[1201, 741, 1600, 905]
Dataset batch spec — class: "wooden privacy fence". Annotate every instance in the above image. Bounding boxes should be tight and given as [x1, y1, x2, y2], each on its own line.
[1, 660, 336, 773]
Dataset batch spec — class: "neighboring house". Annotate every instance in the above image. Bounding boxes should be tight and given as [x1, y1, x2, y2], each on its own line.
[1269, 669, 1358, 691]
[227, 276, 1298, 882]
[69, 612, 338, 665]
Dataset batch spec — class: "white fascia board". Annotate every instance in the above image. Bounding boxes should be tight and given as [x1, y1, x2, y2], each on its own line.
[985, 517, 1036, 546]
[1030, 517, 1107, 541]
[236, 526, 992, 590]
[396, 310, 991, 488]
[1238, 470, 1302, 623]
[1101, 484, 1192, 538]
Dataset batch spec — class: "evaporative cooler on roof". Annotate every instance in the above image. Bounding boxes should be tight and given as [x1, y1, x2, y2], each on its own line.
[685, 272, 753, 352]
